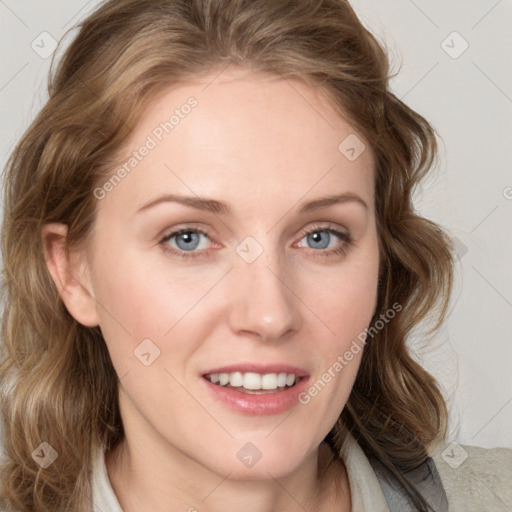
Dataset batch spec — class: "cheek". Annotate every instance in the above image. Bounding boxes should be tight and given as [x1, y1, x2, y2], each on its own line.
[301, 239, 379, 410]
[314, 249, 379, 347]
[296, 253, 379, 425]
[89, 249, 223, 370]
[318, 275, 377, 332]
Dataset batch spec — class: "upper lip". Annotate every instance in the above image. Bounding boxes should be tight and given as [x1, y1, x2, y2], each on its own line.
[202, 363, 309, 378]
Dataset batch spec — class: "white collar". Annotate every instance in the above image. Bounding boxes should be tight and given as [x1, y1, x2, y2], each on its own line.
[339, 432, 390, 511]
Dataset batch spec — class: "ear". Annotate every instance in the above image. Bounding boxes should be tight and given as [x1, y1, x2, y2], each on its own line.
[42, 223, 100, 327]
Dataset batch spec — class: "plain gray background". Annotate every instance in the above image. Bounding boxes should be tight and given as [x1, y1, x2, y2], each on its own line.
[0, 0, 511, 449]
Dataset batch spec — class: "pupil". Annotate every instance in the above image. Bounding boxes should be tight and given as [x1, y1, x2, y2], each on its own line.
[176, 231, 199, 250]
[309, 230, 328, 249]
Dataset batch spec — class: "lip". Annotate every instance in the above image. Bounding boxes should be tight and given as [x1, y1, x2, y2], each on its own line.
[200, 363, 310, 416]
[201, 363, 309, 378]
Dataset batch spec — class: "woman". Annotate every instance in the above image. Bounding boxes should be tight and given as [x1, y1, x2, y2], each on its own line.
[0, 0, 510, 511]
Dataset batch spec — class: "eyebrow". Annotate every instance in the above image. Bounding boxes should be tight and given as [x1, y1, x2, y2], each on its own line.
[136, 192, 368, 215]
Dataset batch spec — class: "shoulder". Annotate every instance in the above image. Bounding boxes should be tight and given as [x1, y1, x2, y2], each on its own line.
[430, 439, 512, 511]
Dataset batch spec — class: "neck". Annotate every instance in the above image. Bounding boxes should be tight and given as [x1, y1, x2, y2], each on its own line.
[105, 438, 351, 512]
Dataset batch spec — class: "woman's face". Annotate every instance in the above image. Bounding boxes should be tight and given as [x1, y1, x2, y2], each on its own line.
[80, 67, 379, 479]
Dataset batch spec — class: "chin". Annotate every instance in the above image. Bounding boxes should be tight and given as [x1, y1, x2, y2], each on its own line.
[201, 436, 317, 480]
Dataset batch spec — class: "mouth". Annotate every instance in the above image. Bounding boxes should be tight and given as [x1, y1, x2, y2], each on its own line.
[201, 364, 310, 415]
[203, 371, 303, 394]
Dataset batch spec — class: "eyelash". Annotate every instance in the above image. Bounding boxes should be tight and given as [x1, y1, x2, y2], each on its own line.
[158, 224, 352, 261]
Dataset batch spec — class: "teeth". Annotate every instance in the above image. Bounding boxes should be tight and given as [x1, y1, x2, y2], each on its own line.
[230, 371, 243, 387]
[206, 371, 298, 390]
[243, 372, 261, 390]
[261, 373, 277, 390]
[277, 372, 287, 387]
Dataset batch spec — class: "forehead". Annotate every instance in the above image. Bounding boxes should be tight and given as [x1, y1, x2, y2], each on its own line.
[99, 67, 375, 215]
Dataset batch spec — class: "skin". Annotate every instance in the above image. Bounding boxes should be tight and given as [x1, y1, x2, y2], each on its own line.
[43, 66, 380, 512]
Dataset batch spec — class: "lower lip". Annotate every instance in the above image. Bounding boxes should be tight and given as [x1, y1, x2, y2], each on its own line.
[201, 376, 310, 416]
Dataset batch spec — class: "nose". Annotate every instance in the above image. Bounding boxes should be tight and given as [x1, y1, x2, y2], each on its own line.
[227, 246, 303, 342]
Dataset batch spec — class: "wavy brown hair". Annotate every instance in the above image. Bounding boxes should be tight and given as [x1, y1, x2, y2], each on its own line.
[0, 0, 453, 510]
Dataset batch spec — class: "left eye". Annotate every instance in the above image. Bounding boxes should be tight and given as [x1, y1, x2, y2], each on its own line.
[296, 228, 347, 250]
